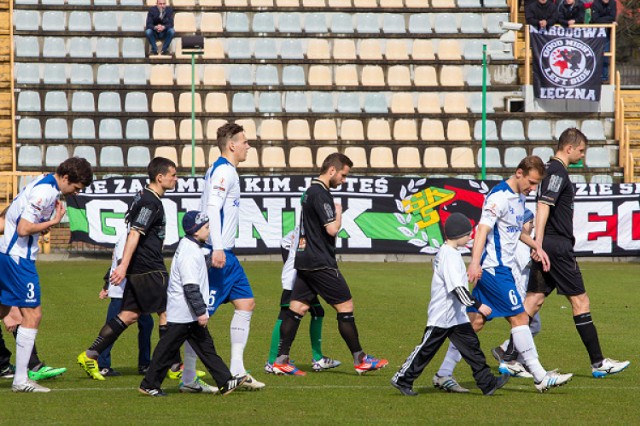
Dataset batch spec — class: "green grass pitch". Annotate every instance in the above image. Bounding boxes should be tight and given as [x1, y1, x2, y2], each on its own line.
[1, 260, 638, 424]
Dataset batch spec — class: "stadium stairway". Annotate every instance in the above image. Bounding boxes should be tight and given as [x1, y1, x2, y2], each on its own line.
[621, 90, 640, 182]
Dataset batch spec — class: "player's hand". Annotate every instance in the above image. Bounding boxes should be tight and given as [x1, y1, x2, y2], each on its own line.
[478, 304, 492, 317]
[467, 262, 483, 285]
[99, 289, 108, 300]
[197, 314, 208, 327]
[51, 200, 66, 225]
[334, 203, 342, 216]
[110, 264, 126, 285]
[212, 250, 226, 269]
[3, 308, 21, 333]
[535, 247, 551, 272]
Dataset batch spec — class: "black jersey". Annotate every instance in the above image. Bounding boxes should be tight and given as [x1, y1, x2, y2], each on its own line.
[536, 157, 575, 240]
[125, 187, 167, 274]
[294, 179, 338, 271]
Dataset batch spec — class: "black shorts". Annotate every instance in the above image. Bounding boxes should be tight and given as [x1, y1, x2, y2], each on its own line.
[528, 236, 586, 297]
[121, 270, 169, 315]
[280, 289, 321, 308]
[292, 268, 352, 306]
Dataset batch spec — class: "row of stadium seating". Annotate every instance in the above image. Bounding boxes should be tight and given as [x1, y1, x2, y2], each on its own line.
[13, 0, 505, 9]
[16, 144, 614, 170]
[14, 11, 509, 35]
[15, 117, 610, 142]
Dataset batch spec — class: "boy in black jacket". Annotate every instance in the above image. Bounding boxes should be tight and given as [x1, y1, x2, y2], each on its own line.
[525, 0, 559, 30]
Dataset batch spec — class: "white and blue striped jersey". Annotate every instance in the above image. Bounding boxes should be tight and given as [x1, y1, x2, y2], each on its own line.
[478, 180, 526, 270]
[0, 174, 60, 260]
[199, 156, 240, 250]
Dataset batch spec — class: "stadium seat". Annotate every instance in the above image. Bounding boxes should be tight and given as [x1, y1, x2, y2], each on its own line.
[127, 146, 151, 168]
[501, 120, 526, 141]
[279, 13, 302, 33]
[70, 64, 94, 85]
[335, 65, 359, 86]
[282, 66, 306, 86]
[450, 147, 475, 168]
[67, 37, 92, 58]
[314, 120, 338, 140]
[15, 36, 40, 57]
[408, 14, 432, 34]
[434, 13, 458, 33]
[417, 93, 441, 113]
[289, 146, 313, 168]
[260, 119, 285, 140]
[126, 119, 150, 140]
[150, 65, 174, 85]
[17, 91, 41, 112]
[229, 65, 253, 86]
[208, 146, 222, 165]
[555, 119, 578, 139]
[473, 120, 498, 141]
[305, 13, 328, 33]
[179, 119, 204, 140]
[226, 39, 252, 59]
[315, 146, 339, 168]
[238, 148, 260, 168]
[42, 11, 65, 31]
[253, 12, 276, 32]
[45, 118, 69, 139]
[307, 39, 331, 60]
[94, 11, 117, 31]
[72, 118, 96, 139]
[99, 119, 123, 140]
[344, 147, 368, 169]
[176, 65, 202, 86]
[96, 38, 119, 59]
[287, 119, 311, 140]
[532, 146, 554, 162]
[45, 145, 70, 167]
[581, 120, 606, 140]
[463, 39, 484, 60]
[18, 146, 42, 167]
[280, 39, 304, 59]
[420, 119, 445, 141]
[458, 0, 482, 5]
[73, 146, 97, 167]
[311, 92, 334, 113]
[68, 11, 92, 31]
[206, 119, 228, 139]
[431, 0, 455, 6]
[124, 65, 148, 85]
[387, 66, 412, 86]
[154, 146, 178, 164]
[331, 13, 354, 33]
[466, 65, 490, 86]
[364, 92, 389, 114]
[226, 12, 250, 32]
[121, 12, 145, 31]
[341, 120, 365, 141]
[382, 13, 405, 34]
[503, 147, 527, 168]
[153, 119, 177, 140]
[98, 92, 122, 112]
[359, 39, 383, 60]
[569, 174, 587, 183]
[337, 93, 361, 113]
[447, 119, 471, 141]
[43, 37, 66, 58]
[437, 40, 462, 60]
[174, 12, 196, 32]
[367, 119, 391, 141]
[204, 93, 229, 113]
[18, 118, 42, 139]
[590, 174, 613, 184]
[468, 92, 494, 113]
[261, 147, 286, 168]
[236, 119, 257, 139]
[477, 147, 502, 168]
[181, 146, 206, 169]
[15, 63, 40, 84]
[423, 147, 448, 168]
[394, 120, 419, 141]
[178, 93, 203, 113]
[285, 92, 309, 113]
[256, 65, 279, 86]
[333, 40, 357, 60]
[486, 13, 509, 34]
[203, 39, 225, 59]
[370, 147, 394, 168]
[397, 147, 421, 168]
[201, 12, 223, 32]
[14, 10, 39, 31]
[309, 65, 333, 86]
[125, 92, 149, 112]
[391, 93, 415, 114]
[585, 147, 610, 167]
[440, 66, 464, 86]
[151, 92, 176, 113]
[443, 93, 468, 114]
[259, 93, 283, 113]
[412, 40, 435, 60]
[488, 40, 513, 60]
[96, 64, 120, 85]
[528, 120, 553, 141]
[100, 146, 125, 168]
[44, 92, 68, 112]
[203, 65, 227, 85]
[361, 66, 385, 87]
[414, 66, 438, 86]
[460, 13, 484, 34]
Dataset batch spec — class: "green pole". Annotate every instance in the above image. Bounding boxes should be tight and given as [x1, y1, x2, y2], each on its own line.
[481, 43, 487, 181]
[191, 52, 196, 177]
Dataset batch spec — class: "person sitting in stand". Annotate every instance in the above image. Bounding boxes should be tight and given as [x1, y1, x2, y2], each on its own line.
[558, 0, 585, 27]
[145, 0, 175, 56]
[525, 0, 559, 30]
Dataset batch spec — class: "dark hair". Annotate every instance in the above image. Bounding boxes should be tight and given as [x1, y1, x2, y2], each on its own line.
[517, 155, 545, 177]
[148, 157, 177, 182]
[56, 157, 93, 187]
[217, 122, 245, 152]
[320, 152, 353, 174]
[558, 128, 588, 151]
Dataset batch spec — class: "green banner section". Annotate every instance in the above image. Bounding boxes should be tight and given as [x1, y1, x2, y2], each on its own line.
[67, 207, 89, 233]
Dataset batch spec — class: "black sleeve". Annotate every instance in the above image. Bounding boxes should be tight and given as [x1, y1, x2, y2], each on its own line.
[164, 7, 174, 28]
[129, 201, 159, 236]
[184, 284, 207, 317]
[102, 267, 110, 291]
[146, 8, 155, 30]
[525, 3, 540, 26]
[546, 4, 559, 27]
[312, 190, 336, 227]
[453, 286, 483, 309]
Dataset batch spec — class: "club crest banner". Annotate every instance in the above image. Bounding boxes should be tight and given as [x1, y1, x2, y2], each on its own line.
[530, 26, 607, 101]
[65, 176, 640, 257]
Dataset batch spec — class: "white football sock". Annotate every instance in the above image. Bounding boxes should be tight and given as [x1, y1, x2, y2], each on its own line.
[511, 324, 546, 382]
[14, 327, 38, 385]
[229, 310, 252, 376]
[500, 339, 510, 352]
[436, 342, 461, 377]
[182, 341, 197, 384]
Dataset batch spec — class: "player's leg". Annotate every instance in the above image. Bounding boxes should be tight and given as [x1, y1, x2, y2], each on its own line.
[308, 298, 341, 371]
[137, 313, 154, 374]
[0, 326, 13, 378]
[225, 253, 255, 377]
[14, 306, 45, 391]
[97, 297, 123, 376]
[140, 323, 189, 396]
[391, 326, 448, 396]
[274, 298, 310, 376]
[266, 289, 292, 372]
[178, 340, 216, 393]
[449, 323, 509, 395]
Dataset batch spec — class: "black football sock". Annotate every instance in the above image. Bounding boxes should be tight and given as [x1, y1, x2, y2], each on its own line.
[503, 337, 517, 362]
[574, 313, 604, 366]
[87, 316, 128, 359]
[337, 312, 363, 363]
[275, 309, 303, 364]
[13, 327, 42, 370]
[0, 327, 12, 367]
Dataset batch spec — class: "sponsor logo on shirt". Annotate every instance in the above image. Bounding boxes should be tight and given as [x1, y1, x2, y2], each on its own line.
[323, 203, 334, 220]
[136, 206, 153, 226]
[486, 203, 498, 217]
[548, 175, 563, 193]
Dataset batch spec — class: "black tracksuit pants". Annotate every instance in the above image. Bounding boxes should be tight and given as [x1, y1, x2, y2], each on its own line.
[393, 322, 496, 393]
[141, 321, 232, 390]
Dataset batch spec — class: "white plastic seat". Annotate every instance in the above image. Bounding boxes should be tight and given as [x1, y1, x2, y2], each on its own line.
[282, 66, 305, 86]
[72, 118, 96, 139]
[100, 146, 125, 168]
[554, 120, 578, 139]
[126, 119, 150, 140]
[569, 174, 587, 183]
[474, 120, 499, 141]
[532, 146, 554, 162]
[408, 14, 432, 34]
[18, 146, 42, 167]
[433, 13, 458, 33]
[458, 0, 481, 5]
[486, 13, 509, 34]
[255, 65, 279, 86]
[66, 11, 93, 31]
[253, 13, 276, 32]
[96, 38, 119, 59]
[254, 39, 278, 59]
[585, 147, 610, 167]
[227, 41, 252, 60]
[99, 119, 123, 140]
[124, 65, 148, 85]
[226, 12, 250, 32]
[280, 39, 304, 59]
[18, 118, 42, 139]
[17, 91, 41, 112]
[382, 13, 405, 34]
[488, 40, 513, 60]
[279, 13, 302, 32]
[308, 92, 333, 113]
[528, 120, 552, 141]
[463, 39, 484, 60]
[71, 92, 96, 112]
[42, 11, 65, 31]
[67, 37, 92, 58]
[14, 10, 39, 31]
[15, 36, 40, 57]
[305, 13, 328, 33]
[364, 93, 388, 113]
[468, 92, 494, 113]
[43, 37, 66, 58]
[122, 12, 145, 31]
[98, 92, 122, 112]
[73, 146, 97, 167]
[45, 118, 68, 139]
[331, 13, 354, 33]
[259, 93, 283, 113]
[96, 64, 120, 85]
[70, 64, 94, 85]
[94, 11, 117, 31]
[125, 92, 149, 112]
[466, 65, 490, 86]
[503, 147, 527, 168]
[45, 145, 70, 167]
[127, 146, 151, 168]
[590, 174, 613, 184]
[229, 65, 253, 86]
[337, 93, 361, 113]
[477, 147, 502, 168]
[15, 63, 40, 84]
[460, 13, 484, 34]
[122, 38, 146, 59]
[501, 120, 526, 141]
[44, 92, 68, 112]
[581, 120, 606, 140]
[232, 93, 256, 112]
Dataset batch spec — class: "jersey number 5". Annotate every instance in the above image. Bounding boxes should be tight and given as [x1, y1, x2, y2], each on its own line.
[208, 290, 216, 308]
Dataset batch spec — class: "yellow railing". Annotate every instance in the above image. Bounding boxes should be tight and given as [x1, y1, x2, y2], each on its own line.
[0, 171, 41, 206]
[524, 23, 617, 86]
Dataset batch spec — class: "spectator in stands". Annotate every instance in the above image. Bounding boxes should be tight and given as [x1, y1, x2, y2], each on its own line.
[145, 0, 175, 56]
[590, 0, 617, 82]
[525, 0, 559, 30]
[558, 0, 586, 27]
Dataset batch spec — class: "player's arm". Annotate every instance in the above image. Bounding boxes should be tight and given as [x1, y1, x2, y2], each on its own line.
[184, 284, 209, 327]
[205, 168, 230, 268]
[534, 202, 551, 246]
[110, 230, 140, 285]
[467, 223, 490, 284]
[452, 286, 492, 317]
[325, 203, 342, 237]
[520, 230, 550, 272]
[17, 198, 65, 237]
